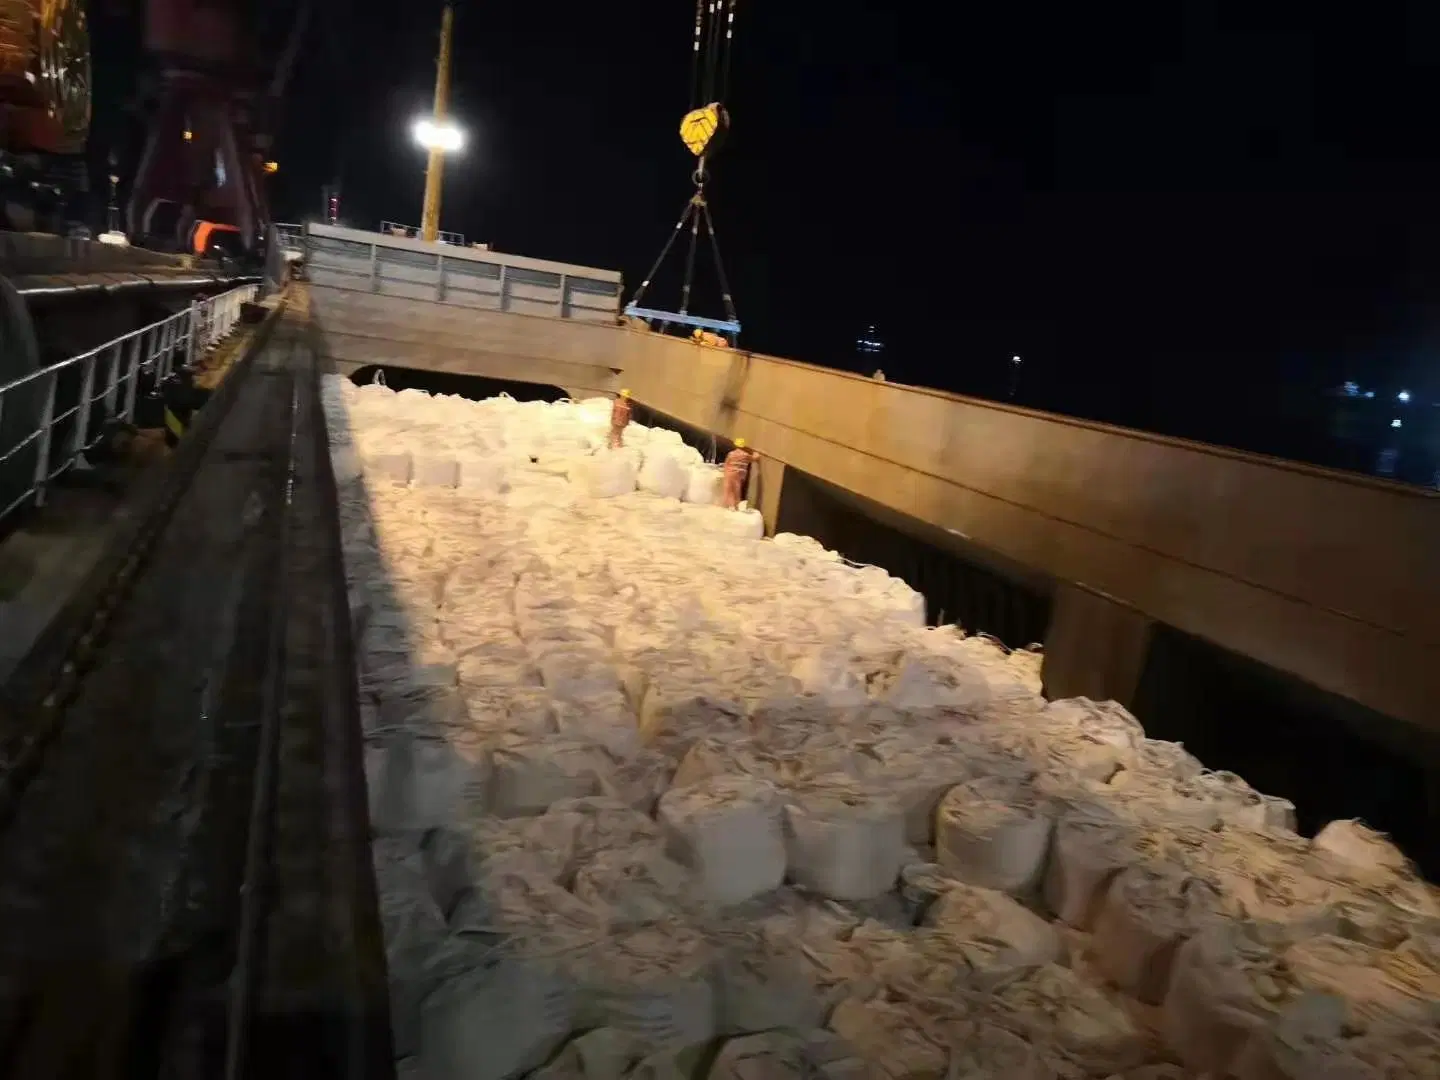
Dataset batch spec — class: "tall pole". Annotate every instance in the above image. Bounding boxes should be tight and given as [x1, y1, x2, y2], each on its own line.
[420, 3, 455, 243]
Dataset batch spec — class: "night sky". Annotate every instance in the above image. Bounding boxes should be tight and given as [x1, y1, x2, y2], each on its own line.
[265, 1, 1440, 456]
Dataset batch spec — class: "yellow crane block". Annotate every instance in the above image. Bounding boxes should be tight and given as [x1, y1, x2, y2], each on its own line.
[680, 102, 728, 158]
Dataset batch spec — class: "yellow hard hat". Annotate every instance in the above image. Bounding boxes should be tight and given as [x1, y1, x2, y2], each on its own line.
[620, 388, 631, 398]
[735, 437, 747, 449]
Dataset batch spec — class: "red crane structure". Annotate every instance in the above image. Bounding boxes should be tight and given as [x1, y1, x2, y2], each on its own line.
[125, 0, 307, 258]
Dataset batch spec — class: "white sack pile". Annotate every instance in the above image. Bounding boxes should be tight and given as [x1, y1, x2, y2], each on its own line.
[321, 375, 1440, 1080]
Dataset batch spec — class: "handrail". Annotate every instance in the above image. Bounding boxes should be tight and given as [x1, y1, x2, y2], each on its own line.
[377, 220, 465, 246]
[0, 283, 259, 528]
[274, 223, 305, 251]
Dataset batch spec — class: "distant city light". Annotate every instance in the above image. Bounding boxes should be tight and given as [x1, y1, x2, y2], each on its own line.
[413, 117, 464, 152]
[1398, 390, 1412, 403]
[856, 325, 885, 356]
[1392, 418, 1403, 429]
[1342, 381, 1359, 397]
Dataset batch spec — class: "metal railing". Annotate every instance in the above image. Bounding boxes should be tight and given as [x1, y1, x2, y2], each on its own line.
[274, 222, 305, 252]
[378, 220, 466, 246]
[302, 223, 624, 323]
[0, 283, 258, 528]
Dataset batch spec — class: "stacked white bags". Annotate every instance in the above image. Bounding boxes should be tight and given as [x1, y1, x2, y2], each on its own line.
[322, 375, 1440, 1080]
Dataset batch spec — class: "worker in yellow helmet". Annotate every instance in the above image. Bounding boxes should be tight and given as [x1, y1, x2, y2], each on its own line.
[722, 437, 757, 510]
[609, 389, 633, 449]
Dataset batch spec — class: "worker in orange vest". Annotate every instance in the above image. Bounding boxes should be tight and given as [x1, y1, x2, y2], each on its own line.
[609, 389, 633, 449]
[722, 437, 757, 509]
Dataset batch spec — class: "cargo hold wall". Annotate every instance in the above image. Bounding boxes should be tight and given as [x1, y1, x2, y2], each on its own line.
[298, 279, 1440, 743]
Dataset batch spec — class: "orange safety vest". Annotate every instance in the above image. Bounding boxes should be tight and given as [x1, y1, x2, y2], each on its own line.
[723, 447, 753, 481]
[610, 397, 633, 429]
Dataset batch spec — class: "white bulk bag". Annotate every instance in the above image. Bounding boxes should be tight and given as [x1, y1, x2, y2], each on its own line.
[528, 1028, 650, 1080]
[922, 881, 1062, 967]
[553, 698, 641, 761]
[1311, 820, 1410, 876]
[1162, 921, 1307, 1076]
[331, 445, 363, 484]
[1228, 993, 1370, 1080]
[789, 650, 867, 704]
[420, 945, 575, 1080]
[639, 684, 747, 753]
[458, 454, 508, 495]
[572, 847, 700, 926]
[1161, 921, 1430, 1076]
[936, 776, 1054, 897]
[708, 1031, 874, 1080]
[1036, 697, 1144, 782]
[783, 778, 907, 901]
[638, 452, 689, 499]
[883, 654, 992, 712]
[1127, 738, 1205, 781]
[878, 929, 1030, 1001]
[575, 452, 638, 499]
[1043, 810, 1134, 929]
[711, 930, 826, 1035]
[600, 748, 677, 815]
[413, 454, 460, 488]
[369, 732, 487, 832]
[1197, 770, 1273, 830]
[1203, 826, 1337, 925]
[568, 922, 716, 1049]
[942, 1022, 1053, 1080]
[370, 450, 414, 484]
[1091, 863, 1233, 1004]
[658, 775, 787, 906]
[489, 734, 610, 817]
[375, 847, 448, 1058]
[897, 861, 957, 920]
[683, 465, 722, 505]
[716, 507, 764, 539]
[828, 998, 949, 1080]
[987, 964, 1149, 1077]
[546, 796, 665, 865]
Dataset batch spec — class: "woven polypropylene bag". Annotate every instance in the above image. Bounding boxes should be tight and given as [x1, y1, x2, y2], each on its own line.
[528, 1028, 650, 1080]
[711, 926, 827, 1035]
[922, 880, 1062, 966]
[369, 732, 487, 832]
[1092, 863, 1234, 1004]
[659, 775, 788, 906]
[420, 945, 576, 1080]
[683, 465, 723, 505]
[414, 454, 461, 488]
[1044, 810, 1135, 929]
[709, 1030, 877, 1080]
[573, 846, 700, 926]
[827, 997, 949, 1080]
[936, 776, 1054, 897]
[566, 921, 717, 1049]
[942, 1020, 1054, 1080]
[575, 452, 638, 498]
[1162, 921, 1321, 1076]
[984, 964, 1149, 1077]
[374, 843, 448, 1058]
[784, 777, 907, 901]
[638, 452, 689, 499]
[488, 734, 609, 818]
[1311, 820, 1410, 877]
